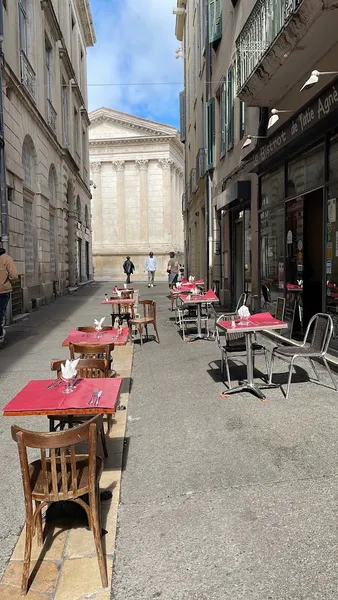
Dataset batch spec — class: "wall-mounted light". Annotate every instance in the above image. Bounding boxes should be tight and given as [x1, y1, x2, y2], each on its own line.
[175, 46, 184, 59]
[89, 179, 97, 189]
[300, 69, 338, 91]
[268, 108, 293, 129]
[241, 135, 267, 150]
[173, 7, 186, 16]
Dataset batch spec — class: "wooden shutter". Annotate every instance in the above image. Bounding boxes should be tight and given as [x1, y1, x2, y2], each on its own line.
[206, 98, 215, 169]
[226, 66, 234, 151]
[220, 80, 226, 156]
[209, 0, 222, 44]
[179, 91, 186, 143]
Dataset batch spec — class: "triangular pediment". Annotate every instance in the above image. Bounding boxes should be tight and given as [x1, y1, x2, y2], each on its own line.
[89, 107, 178, 141]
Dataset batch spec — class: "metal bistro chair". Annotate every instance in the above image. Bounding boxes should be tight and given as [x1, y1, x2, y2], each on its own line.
[11, 416, 107, 595]
[129, 300, 160, 346]
[216, 314, 269, 389]
[177, 297, 209, 339]
[268, 312, 337, 399]
[261, 284, 271, 309]
[212, 292, 247, 339]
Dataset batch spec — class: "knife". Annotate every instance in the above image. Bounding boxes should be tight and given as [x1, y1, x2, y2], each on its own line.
[46, 379, 61, 390]
[95, 391, 103, 406]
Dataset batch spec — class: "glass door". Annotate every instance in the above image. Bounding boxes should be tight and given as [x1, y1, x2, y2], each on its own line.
[285, 197, 304, 338]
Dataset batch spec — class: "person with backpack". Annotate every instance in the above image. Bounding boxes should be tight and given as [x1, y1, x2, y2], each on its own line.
[0, 246, 17, 341]
[123, 256, 135, 284]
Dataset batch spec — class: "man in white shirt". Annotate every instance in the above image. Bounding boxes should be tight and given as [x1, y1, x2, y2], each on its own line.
[145, 252, 157, 287]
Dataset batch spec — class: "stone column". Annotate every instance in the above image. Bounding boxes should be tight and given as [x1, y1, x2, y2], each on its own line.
[136, 159, 149, 243]
[90, 161, 102, 248]
[112, 160, 126, 244]
[158, 158, 173, 245]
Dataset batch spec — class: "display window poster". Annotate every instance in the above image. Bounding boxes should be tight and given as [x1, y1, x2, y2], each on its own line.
[328, 198, 336, 224]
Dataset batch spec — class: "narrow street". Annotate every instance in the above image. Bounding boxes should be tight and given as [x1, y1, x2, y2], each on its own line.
[1, 283, 338, 599]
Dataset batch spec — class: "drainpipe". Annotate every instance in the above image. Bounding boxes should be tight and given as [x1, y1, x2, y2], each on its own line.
[0, 2, 7, 249]
[205, 1, 213, 288]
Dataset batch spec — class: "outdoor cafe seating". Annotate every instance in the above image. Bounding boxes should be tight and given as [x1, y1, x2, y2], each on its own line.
[11, 415, 107, 594]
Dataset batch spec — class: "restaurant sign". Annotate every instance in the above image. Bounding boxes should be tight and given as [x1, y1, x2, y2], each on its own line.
[253, 83, 338, 168]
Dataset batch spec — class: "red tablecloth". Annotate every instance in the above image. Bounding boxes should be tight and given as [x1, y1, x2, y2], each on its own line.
[179, 289, 219, 303]
[62, 328, 129, 347]
[3, 378, 122, 415]
[181, 279, 204, 286]
[101, 298, 135, 305]
[219, 312, 286, 330]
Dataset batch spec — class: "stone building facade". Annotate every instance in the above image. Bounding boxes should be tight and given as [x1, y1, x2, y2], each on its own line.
[2, 0, 94, 317]
[89, 108, 184, 281]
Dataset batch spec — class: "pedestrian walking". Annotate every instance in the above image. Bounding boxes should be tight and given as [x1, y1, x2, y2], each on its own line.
[145, 251, 157, 287]
[0, 246, 17, 340]
[123, 256, 135, 285]
[167, 251, 180, 289]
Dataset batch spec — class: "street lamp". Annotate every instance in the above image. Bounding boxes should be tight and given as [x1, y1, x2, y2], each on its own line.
[241, 135, 267, 150]
[267, 108, 293, 129]
[300, 69, 338, 91]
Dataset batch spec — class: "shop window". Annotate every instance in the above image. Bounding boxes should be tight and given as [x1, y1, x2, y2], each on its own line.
[261, 166, 284, 208]
[287, 143, 324, 197]
[326, 185, 338, 347]
[260, 206, 284, 304]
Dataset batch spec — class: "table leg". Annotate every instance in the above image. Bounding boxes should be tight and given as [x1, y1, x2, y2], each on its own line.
[197, 303, 202, 338]
[221, 332, 266, 400]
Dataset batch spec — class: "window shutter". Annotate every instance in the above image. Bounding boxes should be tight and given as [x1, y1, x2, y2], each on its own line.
[179, 91, 186, 143]
[226, 66, 234, 151]
[206, 98, 215, 169]
[220, 81, 226, 156]
[209, 0, 222, 44]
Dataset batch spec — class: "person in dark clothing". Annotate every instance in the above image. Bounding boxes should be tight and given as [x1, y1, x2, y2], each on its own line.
[123, 256, 135, 284]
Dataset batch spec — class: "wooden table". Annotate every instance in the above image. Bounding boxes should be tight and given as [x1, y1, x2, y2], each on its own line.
[62, 328, 129, 347]
[3, 378, 122, 417]
[217, 312, 288, 400]
[179, 289, 219, 340]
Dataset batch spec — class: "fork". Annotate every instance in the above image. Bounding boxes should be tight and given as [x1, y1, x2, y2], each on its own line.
[88, 389, 99, 405]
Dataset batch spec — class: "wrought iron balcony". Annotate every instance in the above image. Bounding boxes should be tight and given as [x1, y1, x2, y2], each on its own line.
[196, 148, 207, 181]
[20, 51, 36, 101]
[47, 99, 57, 133]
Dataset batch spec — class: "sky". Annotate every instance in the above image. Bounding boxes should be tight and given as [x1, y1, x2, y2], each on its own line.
[87, 0, 183, 129]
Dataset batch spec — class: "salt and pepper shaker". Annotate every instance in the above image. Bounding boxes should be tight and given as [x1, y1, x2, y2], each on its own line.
[104, 293, 108, 302]
[231, 316, 236, 328]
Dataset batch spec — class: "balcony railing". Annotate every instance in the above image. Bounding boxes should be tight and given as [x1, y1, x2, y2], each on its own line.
[236, 0, 301, 91]
[196, 148, 207, 181]
[20, 50, 36, 101]
[47, 99, 57, 133]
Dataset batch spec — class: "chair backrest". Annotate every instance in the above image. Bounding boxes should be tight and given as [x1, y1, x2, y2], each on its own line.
[120, 290, 134, 299]
[275, 297, 286, 321]
[305, 313, 333, 354]
[77, 326, 112, 333]
[51, 358, 107, 379]
[235, 293, 246, 312]
[69, 342, 114, 360]
[261, 284, 271, 303]
[216, 313, 245, 343]
[140, 300, 156, 320]
[11, 415, 102, 502]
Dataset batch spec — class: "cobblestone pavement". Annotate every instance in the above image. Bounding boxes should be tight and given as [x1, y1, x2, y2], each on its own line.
[2, 282, 338, 599]
[112, 283, 338, 600]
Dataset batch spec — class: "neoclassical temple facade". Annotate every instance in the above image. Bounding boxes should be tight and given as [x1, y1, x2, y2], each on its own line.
[89, 108, 184, 281]
[2, 0, 94, 317]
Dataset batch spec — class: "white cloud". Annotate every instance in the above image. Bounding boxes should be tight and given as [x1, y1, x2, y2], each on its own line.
[87, 0, 183, 127]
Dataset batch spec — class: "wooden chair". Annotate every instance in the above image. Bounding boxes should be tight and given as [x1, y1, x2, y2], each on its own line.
[48, 359, 110, 456]
[110, 298, 135, 328]
[11, 416, 107, 595]
[69, 342, 114, 373]
[128, 300, 160, 346]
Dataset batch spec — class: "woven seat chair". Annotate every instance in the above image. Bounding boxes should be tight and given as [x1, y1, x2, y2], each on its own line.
[268, 312, 337, 399]
[11, 416, 107, 594]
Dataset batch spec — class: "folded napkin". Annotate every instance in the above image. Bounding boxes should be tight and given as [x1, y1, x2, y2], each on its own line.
[238, 305, 250, 319]
[94, 317, 105, 330]
[116, 289, 122, 297]
[61, 358, 80, 380]
[188, 275, 195, 283]
[113, 286, 118, 293]
[176, 282, 182, 288]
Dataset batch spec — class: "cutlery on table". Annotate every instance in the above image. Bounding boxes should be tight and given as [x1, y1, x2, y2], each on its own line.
[95, 391, 103, 406]
[46, 379, 62, 390]
[88, 389, 98, 405]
